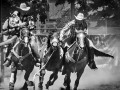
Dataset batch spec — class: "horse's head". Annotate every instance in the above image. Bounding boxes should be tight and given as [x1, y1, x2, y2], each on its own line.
[20, 27, 31, 46]
[75, 29, 86, 48]
[50, 32, 59, 47]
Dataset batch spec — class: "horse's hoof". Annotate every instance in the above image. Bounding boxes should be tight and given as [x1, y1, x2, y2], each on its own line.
[63, 81, 67, 86]
[9, 82, 14, 90]
[38, 87, 43, 90]
[22, 82, 28, 89]
[66, 85, 71, 90]
[38, 82, 43, 89]
[60, 87, 66, 90]
[45, 83, 49, 89]
[20, 88, 28, 90]
[26, 81, 34, 86]
[73, 88, 77, 90]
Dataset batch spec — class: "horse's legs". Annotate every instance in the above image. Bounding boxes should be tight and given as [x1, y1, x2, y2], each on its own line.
[64, 72, 71, 90]
[46, 70, 58, 89]
[38, 69, 46, 89]
[22, 67, 34, 89]
[49, 70, 58, 85]
[9, 62, 17, 90]
[73, 69, 84, 90]
[38, 61, 46, 89]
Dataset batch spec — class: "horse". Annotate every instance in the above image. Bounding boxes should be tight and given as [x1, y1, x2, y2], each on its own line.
[33, 32, 65, 90]
[8, 27, 40, 90]
[44, 32, 66, 89]
[61, 30, 114, 90]
[30, 32, 48, 89]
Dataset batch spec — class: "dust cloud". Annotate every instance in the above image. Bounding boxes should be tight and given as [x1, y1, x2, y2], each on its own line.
[75, 35, 120, 89]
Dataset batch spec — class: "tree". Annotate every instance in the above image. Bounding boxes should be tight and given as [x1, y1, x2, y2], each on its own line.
[55, 0, 76, 19]
[55, 0, 120, 27]
[1, 0, 49, 23]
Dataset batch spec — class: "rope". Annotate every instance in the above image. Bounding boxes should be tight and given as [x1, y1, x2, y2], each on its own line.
[33, 49, 55, 83]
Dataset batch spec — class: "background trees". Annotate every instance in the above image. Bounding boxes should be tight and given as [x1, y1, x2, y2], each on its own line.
[55, 0, 120, 27]
[1, 0, 120, 29]
[1, 0, 49, 25]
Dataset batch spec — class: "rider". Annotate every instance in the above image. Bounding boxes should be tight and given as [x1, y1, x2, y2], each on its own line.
[60, 12, 98, 69]
[2, 3, 32, 67]
[1, 10, 25, 67]
[18, 3, 40, 65]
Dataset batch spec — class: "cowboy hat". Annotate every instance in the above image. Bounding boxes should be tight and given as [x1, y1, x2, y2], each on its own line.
[19, 3, 30, 11]
[74, 13, 85, 20]
[12, 11, 19, 16]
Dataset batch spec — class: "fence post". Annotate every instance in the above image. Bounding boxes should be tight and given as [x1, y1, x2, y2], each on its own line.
[0, 33, 4, 82]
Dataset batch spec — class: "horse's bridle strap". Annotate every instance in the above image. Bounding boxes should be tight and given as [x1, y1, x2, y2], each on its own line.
[11, 41, 32, 61]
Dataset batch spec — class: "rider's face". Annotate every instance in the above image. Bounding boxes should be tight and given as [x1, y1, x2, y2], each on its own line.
[12, 14, 18, 18]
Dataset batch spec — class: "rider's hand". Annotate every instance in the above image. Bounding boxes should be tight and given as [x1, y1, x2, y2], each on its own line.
[18, 22, 26, 28]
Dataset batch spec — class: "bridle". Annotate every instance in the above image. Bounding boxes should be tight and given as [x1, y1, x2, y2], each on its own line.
[75, 29, 86, 49]
[10, 27, 33, 66]
[19, 27, 31, 46]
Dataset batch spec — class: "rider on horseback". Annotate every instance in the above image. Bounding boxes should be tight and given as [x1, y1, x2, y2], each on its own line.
[2, 3, 36, 67]
[60, 12, 98, 69]
[1, 10, 26, 67]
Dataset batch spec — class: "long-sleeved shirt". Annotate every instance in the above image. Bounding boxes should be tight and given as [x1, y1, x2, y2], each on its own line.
[2, 16, 21, 30]
[60, 19, 88, 41]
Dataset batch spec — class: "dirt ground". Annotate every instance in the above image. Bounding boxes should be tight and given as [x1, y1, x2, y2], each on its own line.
[0, 65, 120, 90]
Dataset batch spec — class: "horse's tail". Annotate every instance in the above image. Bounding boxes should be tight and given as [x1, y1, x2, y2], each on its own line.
[93, 48, 114, 59]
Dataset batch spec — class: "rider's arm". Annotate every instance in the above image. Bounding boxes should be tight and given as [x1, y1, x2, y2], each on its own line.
[1, 19, 11, 35]
[60, 20, 75, 40]
[2, 19, 9, 31]
[18, 21, 26, 27]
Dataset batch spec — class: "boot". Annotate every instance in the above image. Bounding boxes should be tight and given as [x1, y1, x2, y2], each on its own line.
[88, 47, 98, 69]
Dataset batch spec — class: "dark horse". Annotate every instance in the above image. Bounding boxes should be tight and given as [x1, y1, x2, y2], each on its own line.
[33, 32, 64, 90]
[9, 27, 37, 90]
[45, 32, 64, 89]
[62, 31, 114, 90]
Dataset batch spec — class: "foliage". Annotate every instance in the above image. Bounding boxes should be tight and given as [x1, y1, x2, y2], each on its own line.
[55, 0, 120, 27]
[1, 0, 49, 22]
[2, 0, 120, 27]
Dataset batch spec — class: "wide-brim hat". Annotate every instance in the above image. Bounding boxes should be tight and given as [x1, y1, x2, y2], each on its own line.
[19, 3, 30, 11]
[12, 11, 19, 16]
[74, 13, 85, 20]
